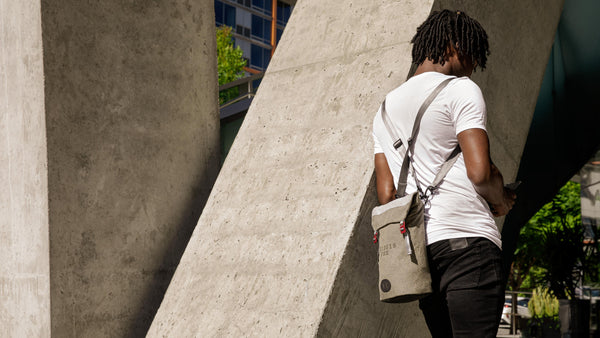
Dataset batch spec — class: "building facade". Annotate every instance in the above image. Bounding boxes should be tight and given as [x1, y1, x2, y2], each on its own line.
[215, 0, 293, 72]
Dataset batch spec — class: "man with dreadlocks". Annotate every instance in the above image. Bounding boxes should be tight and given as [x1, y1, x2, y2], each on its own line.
[372, 10, 516, 337]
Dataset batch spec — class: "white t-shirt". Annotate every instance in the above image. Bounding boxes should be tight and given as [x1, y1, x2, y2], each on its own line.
[372, 72, 501, 249]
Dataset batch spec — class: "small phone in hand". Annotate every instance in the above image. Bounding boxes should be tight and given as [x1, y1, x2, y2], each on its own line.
[505, 181, 522, 191]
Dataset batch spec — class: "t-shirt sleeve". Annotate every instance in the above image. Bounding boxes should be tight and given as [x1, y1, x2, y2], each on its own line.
[373, 105, 384, 154]
[373, 131, 383, 154]
[450, 79, 487, 135]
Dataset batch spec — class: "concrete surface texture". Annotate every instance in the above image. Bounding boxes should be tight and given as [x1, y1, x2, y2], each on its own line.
[41, 0, 219, 336]
[0, 0, 51, 337]
[150, 0, 565, 336]
[431, 0, 565, 235]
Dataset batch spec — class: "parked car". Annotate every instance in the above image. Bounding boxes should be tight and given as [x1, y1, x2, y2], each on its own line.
[501, 296, 531, 325]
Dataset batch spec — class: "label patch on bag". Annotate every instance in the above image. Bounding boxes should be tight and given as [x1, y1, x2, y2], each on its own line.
[399, 220, 406, 234]
[380, 279, 391, 293]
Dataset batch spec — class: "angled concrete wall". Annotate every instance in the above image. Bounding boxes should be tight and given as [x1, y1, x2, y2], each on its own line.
[149, 0, 563, 336]
[0, 1, 50, 336]
[149, 1, 433, 336]
[41, 0, 219, 336]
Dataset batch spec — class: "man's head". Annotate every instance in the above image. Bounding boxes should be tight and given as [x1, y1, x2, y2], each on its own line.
[411, 10, 490, 73]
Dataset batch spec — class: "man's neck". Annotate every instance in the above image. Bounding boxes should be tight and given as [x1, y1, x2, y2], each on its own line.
[413, 60, 454, 77]
[413, 57, 473, 78]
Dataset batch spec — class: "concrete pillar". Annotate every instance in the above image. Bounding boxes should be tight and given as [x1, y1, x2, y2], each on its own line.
[41, 0, 219, 336]
[0, 1, 51, 336]
[149, 0, 562, 337]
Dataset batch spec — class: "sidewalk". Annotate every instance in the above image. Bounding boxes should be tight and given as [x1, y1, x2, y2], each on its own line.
[497, 323, 521, 337]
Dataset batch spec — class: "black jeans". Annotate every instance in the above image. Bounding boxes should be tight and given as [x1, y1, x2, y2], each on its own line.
[418, 237, 504, 338]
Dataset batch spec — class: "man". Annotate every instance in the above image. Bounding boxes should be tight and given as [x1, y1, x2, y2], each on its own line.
[372, 10, 516, 337]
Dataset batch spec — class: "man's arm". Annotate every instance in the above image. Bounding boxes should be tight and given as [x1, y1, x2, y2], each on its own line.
[457, 128, 515, 216]
[375, 153, 396, 205]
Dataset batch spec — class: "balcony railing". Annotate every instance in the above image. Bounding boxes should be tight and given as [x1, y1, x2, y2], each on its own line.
[219, 72, 264, 120]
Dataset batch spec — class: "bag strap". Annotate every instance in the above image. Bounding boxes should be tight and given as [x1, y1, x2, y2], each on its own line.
[381, 77, 459, 198]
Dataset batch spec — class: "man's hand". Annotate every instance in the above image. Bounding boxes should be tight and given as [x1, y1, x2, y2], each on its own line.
[489, 187, 516, 217]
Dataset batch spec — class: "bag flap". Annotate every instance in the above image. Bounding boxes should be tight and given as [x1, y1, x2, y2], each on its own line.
[371, 192, 420, 231]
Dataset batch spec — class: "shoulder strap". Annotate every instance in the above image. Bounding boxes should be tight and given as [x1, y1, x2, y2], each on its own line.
[381, 77, 457, 197]
[380, 100, 404, 150]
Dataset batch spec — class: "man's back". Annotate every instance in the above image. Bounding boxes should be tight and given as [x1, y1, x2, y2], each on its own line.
[372, 10, 515, 337]
[372, 71, 500, 247]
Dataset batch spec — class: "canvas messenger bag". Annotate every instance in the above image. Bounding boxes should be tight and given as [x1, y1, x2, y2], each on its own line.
[371, 78, 460, 303]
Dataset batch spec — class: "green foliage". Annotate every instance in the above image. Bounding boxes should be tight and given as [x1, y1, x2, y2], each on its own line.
[513, 181, 600, 299]
[529, 286, 559, 319]
[526, 287, 561, 338]
[216, 26, 247, 105]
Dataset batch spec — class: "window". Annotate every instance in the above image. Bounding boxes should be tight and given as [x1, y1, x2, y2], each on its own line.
[215, 1, 237, 26]
[251, 14, 271, 44]
[215, 1, 223, 24]
[236, 25, 251, 37]
[224, 4, 236, 27]
[236, 0, 251, 7]
[251, 44, 264, 69]
[276, 2, 291, 25]
[251, 0, 271, 15]
[250, 44, 271, 70]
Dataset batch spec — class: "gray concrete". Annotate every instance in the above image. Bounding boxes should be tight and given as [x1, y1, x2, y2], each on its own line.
[41, 0, 219, 336]
[432, 0, 565, 232]
[149, 0, 434, 336]
[149, 0, 563, 337]
[0, 1, 51, 336]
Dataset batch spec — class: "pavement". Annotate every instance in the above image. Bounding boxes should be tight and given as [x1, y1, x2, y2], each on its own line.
[497, 323, 522, 337]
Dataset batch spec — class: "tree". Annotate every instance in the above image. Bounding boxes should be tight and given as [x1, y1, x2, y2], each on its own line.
[216, 26, 247, 105]
[511, 181, 599, 299]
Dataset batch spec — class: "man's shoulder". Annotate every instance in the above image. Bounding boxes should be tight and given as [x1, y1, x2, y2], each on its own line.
[447, 76, 483, 96]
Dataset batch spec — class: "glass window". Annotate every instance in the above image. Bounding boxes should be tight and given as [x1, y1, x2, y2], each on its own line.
[215, 0, 223, 25]
[276, 28, 282, 43]
[250, 44, 272, 70]
[224, 4, 236, 27]
[251, 15, 263, 40]
[263, 19, 271, 44]
[251, 44, 264, 69]
[263, 48, 271, 68]
[276, 2, 291, 25]
[252, 0, 271, 14]
[251, 15, 271, 44]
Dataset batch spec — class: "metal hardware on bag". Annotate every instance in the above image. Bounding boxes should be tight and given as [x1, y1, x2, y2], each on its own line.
[405, 233, 412, 255]
[373, 230, 379, 244]
[393, 139, 403, 149]
[425, 186, 433, 196]
[399, 221, 412, 255]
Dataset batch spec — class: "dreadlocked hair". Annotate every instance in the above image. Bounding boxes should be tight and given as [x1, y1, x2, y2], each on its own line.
[410, 9, 490, 71]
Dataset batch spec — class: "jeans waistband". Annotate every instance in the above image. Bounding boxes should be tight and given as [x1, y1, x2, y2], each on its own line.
[433, 237, 487, 251]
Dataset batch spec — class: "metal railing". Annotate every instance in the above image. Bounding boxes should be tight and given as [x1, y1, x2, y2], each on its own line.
[498, 290, 533, 337]
[219, 73, 264, 110]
